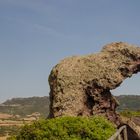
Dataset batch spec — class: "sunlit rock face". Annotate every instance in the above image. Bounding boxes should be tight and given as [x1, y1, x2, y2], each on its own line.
[48, 42, 140, 126]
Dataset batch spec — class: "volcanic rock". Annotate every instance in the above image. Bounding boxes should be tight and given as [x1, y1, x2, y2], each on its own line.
[121, 116, 140, 140]
[48, 42, 140, 126]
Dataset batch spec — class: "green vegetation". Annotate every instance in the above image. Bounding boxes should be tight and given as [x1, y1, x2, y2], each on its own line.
[0, 96, 50, 117]
[120, 110, 140, 118]
[0, 95, 140, 118]
[1, 95, 140, 139]
[116, 95, 140, 111]
[0, 126, 19, 137]
[9, 116, 116, 140]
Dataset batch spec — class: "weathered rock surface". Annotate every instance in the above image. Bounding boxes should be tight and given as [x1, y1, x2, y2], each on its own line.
[49, 42, 140, 126]
[121, 116, 140, 140]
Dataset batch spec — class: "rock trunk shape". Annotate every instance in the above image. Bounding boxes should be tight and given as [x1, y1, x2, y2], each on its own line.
[49, 42, 140, 126]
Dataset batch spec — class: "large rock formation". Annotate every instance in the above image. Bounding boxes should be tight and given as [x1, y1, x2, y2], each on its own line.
[49, 42, 140, 126]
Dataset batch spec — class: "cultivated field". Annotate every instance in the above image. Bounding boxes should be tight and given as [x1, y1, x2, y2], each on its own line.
[0, 112, 40, 139]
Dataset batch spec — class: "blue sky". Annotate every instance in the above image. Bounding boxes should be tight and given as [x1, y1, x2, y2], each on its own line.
[0, 0, 140, 102]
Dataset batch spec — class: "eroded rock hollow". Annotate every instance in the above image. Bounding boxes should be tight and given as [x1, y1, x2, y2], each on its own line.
[49, 42, 140, 125]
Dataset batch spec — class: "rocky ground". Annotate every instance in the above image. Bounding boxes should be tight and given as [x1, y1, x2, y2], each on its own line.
[120, 116, 140, 140]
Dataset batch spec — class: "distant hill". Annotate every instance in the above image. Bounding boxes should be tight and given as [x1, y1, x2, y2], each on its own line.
[0, 95, 140, 118]
[116, 95, 140, 111]
[0, 96, 50, 117]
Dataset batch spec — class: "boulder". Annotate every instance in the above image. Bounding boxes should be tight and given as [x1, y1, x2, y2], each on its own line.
[48, 42, 140, 126]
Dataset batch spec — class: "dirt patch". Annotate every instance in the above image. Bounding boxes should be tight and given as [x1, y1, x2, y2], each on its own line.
[0, 113, 13, 119]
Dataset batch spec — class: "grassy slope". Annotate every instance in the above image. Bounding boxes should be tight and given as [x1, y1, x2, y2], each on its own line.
[0, 96, 50, 118]
[116, 95, 140, 111]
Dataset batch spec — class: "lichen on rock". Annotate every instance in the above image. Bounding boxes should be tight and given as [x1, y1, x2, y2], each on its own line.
[48, 42, 140, 126]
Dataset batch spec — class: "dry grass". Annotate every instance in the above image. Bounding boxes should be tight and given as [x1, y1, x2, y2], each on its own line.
[0, 136, 9, 140]
[0, 113, 39, 139]
[0, 113, 13, 119]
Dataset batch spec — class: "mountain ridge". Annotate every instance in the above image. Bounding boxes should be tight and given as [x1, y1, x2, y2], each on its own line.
[0, 95, 140, 117]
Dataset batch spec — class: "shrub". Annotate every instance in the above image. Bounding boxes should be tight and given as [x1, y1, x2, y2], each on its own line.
[9, 116, 116, 140]
[0, 125, 19, 137]
[120, 110, 140, 118]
